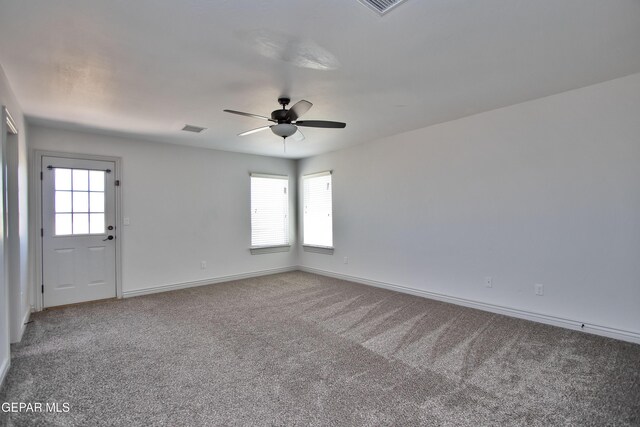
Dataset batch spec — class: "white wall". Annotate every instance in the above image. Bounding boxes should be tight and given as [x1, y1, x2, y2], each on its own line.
[298, 73, 640, 338]
[0, 63, 29, 386]
[28, 126, 297, 297]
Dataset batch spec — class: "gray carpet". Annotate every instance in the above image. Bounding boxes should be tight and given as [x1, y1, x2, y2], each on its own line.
[1, 271, 639, 426]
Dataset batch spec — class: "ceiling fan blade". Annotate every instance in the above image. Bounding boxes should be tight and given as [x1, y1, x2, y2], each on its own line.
[223, 109, 273, 121]
[291, 129, 305, 142]
[295, 120, 346, 129]
[238, 126, 272, 136]
[286, 100, 313, 121]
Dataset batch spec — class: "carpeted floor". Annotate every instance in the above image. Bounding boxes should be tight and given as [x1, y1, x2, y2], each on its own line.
[1, 271, 639, 426]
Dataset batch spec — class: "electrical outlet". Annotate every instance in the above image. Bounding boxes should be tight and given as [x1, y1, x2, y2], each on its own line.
[123, 217, 130, 226]
[485, 276, 493, 288]
[535, 284, 544, 296]
[201, 261, 207, 270]
[344, 257, 349, 264]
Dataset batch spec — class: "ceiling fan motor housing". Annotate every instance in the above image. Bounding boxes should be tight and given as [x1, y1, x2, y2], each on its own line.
[271, 109, 290, 122]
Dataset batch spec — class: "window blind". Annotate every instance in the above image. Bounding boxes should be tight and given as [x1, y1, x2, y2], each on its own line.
[250, 174, 289, 247]
[303, 171, 333, 247]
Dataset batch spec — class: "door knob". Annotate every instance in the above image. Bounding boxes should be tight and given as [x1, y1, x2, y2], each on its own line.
[103, 235, 114, 241]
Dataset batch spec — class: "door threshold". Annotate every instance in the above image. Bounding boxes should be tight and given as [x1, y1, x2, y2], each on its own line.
[44, 297, 119, 311]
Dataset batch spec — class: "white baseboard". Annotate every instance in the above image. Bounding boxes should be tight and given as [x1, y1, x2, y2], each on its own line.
[0, 356, 9, 389]
[17, 307, 31, 342]
[298, 266, 640, 345]
[122, 266, 298, 298]
[11, 307, 31, 344]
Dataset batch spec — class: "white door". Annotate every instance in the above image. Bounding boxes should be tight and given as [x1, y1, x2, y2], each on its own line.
[42, 156, 116, 307]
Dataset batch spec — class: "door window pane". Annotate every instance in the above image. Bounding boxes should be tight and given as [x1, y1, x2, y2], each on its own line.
[53, 168, 109, 236]
[55, 191, 72, 213]
[89, 213, 105, 234]
[55, 214, 72, 235]
[89, 192, 105, 212]
[73, 169, 89, 191]
[89, 170, 105, 191]
[72, 191, 89, 213]
[55, 169, 72, 190]
[73, 213, 89, 234]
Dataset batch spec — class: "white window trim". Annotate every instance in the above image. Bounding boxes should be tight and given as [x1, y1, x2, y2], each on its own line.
[250, 172, 288, 180]
[250, 244, 291, 255]
[303, 170, 331, 179]
[302, 244, 334, 255]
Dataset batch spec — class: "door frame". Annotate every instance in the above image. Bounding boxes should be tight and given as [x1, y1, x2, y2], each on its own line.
[3, 106, 26, 342]
[32, 150, 123, 311]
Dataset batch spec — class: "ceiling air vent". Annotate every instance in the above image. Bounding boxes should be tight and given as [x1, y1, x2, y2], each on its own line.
[358, 0, 409, 15]
[182, 124, 207, 133]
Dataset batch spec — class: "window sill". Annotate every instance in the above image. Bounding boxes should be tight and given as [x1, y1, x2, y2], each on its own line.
[250, 245, 291, 255]
[302, 245, 334, 255]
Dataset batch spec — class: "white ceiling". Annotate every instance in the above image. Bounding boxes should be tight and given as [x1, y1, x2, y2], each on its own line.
[0, 0, 639, 159]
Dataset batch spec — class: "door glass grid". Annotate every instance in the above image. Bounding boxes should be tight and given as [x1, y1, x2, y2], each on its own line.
[54, 168, 106, 235]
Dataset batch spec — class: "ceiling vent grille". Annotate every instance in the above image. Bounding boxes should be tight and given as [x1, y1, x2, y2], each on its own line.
[182, 124, 207, 133]
[358, 0, 409, 15]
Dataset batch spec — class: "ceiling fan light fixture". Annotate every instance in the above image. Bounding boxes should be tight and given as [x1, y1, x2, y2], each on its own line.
[271, 123, 297, 138]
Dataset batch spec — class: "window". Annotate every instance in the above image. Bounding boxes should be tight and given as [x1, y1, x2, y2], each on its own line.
[303, 171, 333, 248]
[250, 173, 289, 249]
[54, 168, 106, 236]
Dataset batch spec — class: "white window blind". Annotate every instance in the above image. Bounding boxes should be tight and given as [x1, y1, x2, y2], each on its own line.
[250, 174, 289, 247]
[303, 171, 333, 247]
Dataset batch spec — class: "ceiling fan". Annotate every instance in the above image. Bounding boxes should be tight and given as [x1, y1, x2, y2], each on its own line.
[223, 97, 346, 146]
